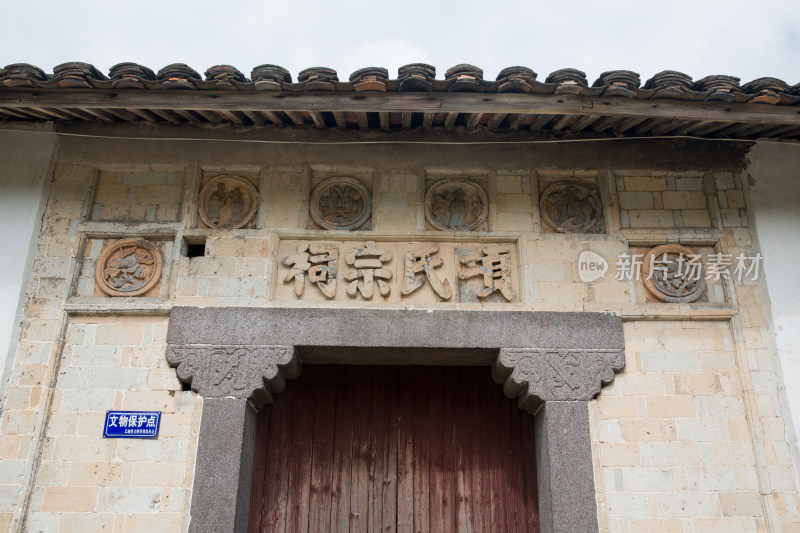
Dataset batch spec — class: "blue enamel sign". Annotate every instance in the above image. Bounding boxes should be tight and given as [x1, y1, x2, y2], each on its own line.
[103, 411, 161, 438]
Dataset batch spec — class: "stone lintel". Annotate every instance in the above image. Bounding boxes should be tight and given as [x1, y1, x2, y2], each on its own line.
[167, 307, 624, 351]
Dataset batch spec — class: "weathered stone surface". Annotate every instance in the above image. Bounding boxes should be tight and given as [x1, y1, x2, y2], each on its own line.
[401, 243, 452, 299]
[458, 244, 514, 301]
[642, 244, 707, 303]
[540, 180, 604, 233]
[190, 398, 256, 533]
[166, 344, 299, 409]
[197, 175, 258, 229]
[343, 241, 392, 298]
[309, 176, 371, 230]
[424, 179, 488, 231]
[167, 308, 625, 351]
[95, 238, 162, 297]
[281, 242, 338, 298]
[535, 401, 599, 533]
[493, 348, 625, 412]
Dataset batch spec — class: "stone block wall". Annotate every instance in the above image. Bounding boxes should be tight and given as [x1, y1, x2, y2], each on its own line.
[28, 316, 199, 532]
[0, 132, 797, 532]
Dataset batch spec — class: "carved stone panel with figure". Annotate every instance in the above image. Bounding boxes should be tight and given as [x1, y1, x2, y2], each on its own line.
[424, 179, 488, 231]
[198, 175, 258, 229]
[540, 180, 604, 234]
[309, 176, 372, 230]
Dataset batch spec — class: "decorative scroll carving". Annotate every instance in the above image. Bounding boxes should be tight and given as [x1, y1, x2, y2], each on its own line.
[425, 179, 488, 231]
[198, 175, 258, 229]
[493, 348, 625, 413]
[343, 241, 393, 299]
[540, 181, 603, 234]
[310, 177, 371, 230]
[95, 238, 162, 297]
[166, 344, 300, 409]
[642, 244, 706, 303]
[401, 243, 452, 300]
[458, 244, 513, 301]
[281, 242, 338, 298]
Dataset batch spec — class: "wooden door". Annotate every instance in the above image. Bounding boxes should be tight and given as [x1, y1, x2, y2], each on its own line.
[248, 365, 539, 533]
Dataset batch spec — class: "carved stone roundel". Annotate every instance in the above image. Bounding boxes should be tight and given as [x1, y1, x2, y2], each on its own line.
[642, 244, 706, 303]
[424, 179, 488, 231]
[310, 177, 372, 230]
[540, 181, 603, 233]
[198, 175, 258, 229]
[95, 238, 162, 297]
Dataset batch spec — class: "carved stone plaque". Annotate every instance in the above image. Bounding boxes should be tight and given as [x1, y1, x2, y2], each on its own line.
[198, 175, 258, 229]
[310, 177, 371, 230]
[540, 181, 603, 233]
[642, 244, 706, 303]
[95, 238, 163, 297]
[424, 179, 488, 231]
[276, 239, 517, 303]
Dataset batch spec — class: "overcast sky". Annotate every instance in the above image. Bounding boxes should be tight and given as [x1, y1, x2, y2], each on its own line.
[3, 0, 798, 86]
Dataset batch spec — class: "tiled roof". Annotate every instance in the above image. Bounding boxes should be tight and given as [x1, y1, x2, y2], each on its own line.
[4, 62, 799, 101]
[1, 62, 799, 139]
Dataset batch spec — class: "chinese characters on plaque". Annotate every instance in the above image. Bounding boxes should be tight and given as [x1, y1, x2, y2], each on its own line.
[278, 240, 518, 303]
[103, 411, 162, 439]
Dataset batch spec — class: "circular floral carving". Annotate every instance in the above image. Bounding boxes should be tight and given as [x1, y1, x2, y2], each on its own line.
[424, 179, 488, 231]
[641, 244, 706, 303]
[310, 177, 372, 230]
[540, 181, 603, 233]
[95, 238, 163, 297]
[198, 175, 258, 229]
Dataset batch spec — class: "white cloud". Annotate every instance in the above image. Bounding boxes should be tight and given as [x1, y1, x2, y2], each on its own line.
[2, 0, 798, 84]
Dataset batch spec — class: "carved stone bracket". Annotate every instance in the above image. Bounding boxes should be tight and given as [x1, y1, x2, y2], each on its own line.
[166, 344, 300, 410]
[493, 348, 625, 413]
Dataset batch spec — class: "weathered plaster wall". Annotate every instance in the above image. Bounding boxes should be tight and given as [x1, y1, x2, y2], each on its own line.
[0, 125, 796, 532]
[0, 125, 56, 403]
[745, 141, 800, 487]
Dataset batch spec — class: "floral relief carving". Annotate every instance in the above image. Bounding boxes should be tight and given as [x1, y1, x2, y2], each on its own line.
[198, 175, 258, 229]
[424, 179, 488, 231]
[642, 244, 706, 303]
[95, 238, 162, 297]
[540, 181, 603, 233]
[310, 177, 372, 230]
[493, 348, 625, 412]
[166, 344, 300, 409]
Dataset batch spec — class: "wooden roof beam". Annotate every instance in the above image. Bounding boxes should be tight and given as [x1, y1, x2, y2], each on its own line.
[3, 90, 798, 126]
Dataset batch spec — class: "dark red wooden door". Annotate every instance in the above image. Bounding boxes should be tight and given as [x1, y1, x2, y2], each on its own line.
[248, 365, 539, 533]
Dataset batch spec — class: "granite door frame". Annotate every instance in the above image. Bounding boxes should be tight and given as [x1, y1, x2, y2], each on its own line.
[166, 307, 626, 533]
